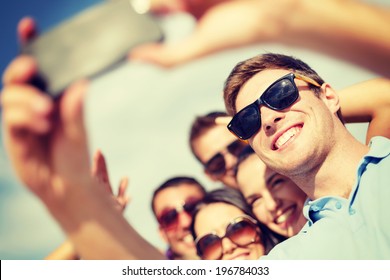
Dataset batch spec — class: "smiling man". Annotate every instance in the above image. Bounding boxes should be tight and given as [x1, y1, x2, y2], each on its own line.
[223, 53, 390, 259]
[151, 176, 206, 260]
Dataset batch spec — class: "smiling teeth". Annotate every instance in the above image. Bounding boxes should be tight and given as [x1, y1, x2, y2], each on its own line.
[275, 126, 301, 149]
[275, 207, 294, 224]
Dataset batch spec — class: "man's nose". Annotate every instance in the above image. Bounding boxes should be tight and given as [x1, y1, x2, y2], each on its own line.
[177, 210, 192, 228]
[260, 106, 286, 134]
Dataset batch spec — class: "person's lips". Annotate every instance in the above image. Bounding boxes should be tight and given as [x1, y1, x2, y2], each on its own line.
[274, 205, 297, 227]
[272, 124, 303, 150]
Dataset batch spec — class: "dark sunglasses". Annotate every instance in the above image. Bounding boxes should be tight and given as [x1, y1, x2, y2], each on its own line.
[227, 73, 321, 140]
[204, 140, 247, 177]
[158, 198, 201, 229]
[195, 215, 260, 260]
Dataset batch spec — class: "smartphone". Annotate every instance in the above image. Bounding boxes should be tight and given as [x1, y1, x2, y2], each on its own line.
[22, 0, 164, 98]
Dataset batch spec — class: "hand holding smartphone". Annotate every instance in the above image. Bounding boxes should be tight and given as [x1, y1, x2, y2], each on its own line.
[22, 0, 164, 98]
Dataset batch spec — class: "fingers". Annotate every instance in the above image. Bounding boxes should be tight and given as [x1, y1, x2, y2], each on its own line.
[59, 79, 89, 144]
[128, 43, 181, 68]
[91, 149, 110, 184]
[117, 177, 129, 198]
[1, 83, 53, 134]
[17, 17, 37, 45]
[117, 177, 130, 212]
[128, 43, 163, 62]
[2, 55, 38, 85]
[90, 149, 101, 177]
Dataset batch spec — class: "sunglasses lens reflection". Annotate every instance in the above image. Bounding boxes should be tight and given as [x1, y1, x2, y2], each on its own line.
[228, 75, 300, 140]
[229, 220, 257, 246]
[197, 218, 258, 260]
[159, 199, 200, 229]
[205, 154, 225, 176]
[228, 104, 260, 140]
[159, 209, 178, 228]
[264, 79, 297, 110]
[198, 235, 222, 260]
[183, 200, 198, 214]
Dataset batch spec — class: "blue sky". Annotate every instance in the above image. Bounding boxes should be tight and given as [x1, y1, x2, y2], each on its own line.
[0, 0, 100, 77]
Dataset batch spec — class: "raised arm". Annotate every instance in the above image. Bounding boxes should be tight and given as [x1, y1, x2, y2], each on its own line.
[1, 54, 165, 260]
[45, 150, 130, 260]
[131, 0, 390, 77]
[339, 78, 390, 144]
[1, 16, 165, 259]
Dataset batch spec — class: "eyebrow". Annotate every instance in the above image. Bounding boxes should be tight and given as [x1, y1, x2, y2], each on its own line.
[266, 172, 278, 186]
[247, 193, 259, 201]
[246, 193, 261, 204]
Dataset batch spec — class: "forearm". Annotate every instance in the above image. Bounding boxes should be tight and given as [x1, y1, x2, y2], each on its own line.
[43, 180, 165, 260]
[339, 78, 390, 143]
[280, 0, 390, 76]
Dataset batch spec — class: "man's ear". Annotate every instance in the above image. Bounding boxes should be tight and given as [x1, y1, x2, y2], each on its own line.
[159, 226, 169, 244]
[320, 83, 341, 114]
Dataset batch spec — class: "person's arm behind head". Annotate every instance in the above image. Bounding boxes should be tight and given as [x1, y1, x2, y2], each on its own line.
[339, 78, 390, 144]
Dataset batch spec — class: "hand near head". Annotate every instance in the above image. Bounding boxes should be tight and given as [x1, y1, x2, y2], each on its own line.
[131, 0, 390, 76]
[130, 0, 264, 67]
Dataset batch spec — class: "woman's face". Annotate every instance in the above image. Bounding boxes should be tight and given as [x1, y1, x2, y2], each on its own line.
[194, 202, 264, 260]
[237, 154, 308, 237]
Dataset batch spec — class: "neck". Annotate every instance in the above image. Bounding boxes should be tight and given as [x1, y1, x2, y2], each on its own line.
[290, 129, 369, 200]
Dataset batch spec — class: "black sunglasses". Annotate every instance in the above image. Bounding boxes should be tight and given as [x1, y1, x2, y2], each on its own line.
[158, 198, 201, 229]
[227, 73, 321, 140]
[195, 215, 260, 260]
[204, 140, 247, 177]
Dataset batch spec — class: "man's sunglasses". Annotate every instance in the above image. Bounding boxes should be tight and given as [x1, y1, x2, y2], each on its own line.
[158, 198, 201, 229]
[195, 215, 260, 260]
[227, 73, 321, 140]
[204, 140, 247, 177]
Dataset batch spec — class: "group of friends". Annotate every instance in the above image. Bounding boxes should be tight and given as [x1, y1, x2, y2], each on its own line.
[1, 0, 390, 260]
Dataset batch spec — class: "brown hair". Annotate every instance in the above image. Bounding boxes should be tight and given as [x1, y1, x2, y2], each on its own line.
[223, 53, 343, 121]
[189, 111, 229, 163]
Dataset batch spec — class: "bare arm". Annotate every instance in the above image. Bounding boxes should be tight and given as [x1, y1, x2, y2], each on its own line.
[3, 18, 165, 260]
[339, 78, 390, 144]
[131, 0, 390, 77]
[282, 0, 390, 77]
[44, 150, 130, 260]
[1, 56, 165, 260]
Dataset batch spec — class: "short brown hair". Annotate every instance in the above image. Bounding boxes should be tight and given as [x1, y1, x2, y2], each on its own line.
[189, 111, 229, 163]
[151, 176, 206, 217]
[224, 53, 327, 115]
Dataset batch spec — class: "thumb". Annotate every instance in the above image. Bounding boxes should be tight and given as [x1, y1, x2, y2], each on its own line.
[128, 43, 164, 61]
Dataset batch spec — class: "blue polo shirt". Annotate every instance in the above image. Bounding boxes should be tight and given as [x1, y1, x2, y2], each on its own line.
[262, 136, 390, 259]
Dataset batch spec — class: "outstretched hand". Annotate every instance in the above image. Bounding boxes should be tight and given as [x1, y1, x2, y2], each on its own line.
[129, 0, 266, 67]
[91, 149, 130, 213]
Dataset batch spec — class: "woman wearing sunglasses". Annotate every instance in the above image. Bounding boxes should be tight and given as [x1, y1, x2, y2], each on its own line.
[190, 187, 285, 260]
